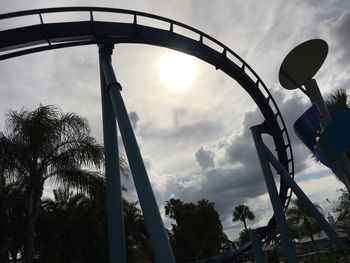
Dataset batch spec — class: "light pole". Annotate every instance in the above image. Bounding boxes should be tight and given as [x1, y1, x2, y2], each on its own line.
[279, 39, 350, 191]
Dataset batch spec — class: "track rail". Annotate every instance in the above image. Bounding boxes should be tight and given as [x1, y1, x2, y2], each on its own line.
[0, 7, 294, 261]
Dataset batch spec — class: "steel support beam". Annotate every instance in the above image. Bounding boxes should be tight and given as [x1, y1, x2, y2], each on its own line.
[99, 46, 126, 263]
[99, 44, 176, 263]
[263, 141, 345, 249]
[249, 229, 265, 263]
[251, 125, 298, 262]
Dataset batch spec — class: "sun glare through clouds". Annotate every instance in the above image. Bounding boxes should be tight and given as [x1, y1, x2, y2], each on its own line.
[158, 50, 198, 92]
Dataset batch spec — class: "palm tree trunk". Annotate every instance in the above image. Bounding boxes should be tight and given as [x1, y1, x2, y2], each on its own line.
[25, 183, 43, 263]
[243, 220, 248, 232]
[25, 190, 35, 263]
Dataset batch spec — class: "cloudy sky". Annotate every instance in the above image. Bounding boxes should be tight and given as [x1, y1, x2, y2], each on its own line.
[1, 0, 350, 240]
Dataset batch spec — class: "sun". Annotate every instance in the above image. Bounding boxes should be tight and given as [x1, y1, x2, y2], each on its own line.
[158, 50, 198, 92]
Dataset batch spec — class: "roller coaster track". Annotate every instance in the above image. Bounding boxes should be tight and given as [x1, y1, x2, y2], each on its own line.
[0, 7, 294, 261]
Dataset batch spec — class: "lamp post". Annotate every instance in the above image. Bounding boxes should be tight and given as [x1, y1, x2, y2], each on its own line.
[279, 39, 350, 190]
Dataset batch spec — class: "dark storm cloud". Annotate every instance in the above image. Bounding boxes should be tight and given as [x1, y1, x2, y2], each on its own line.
[195, 146, 215, 170]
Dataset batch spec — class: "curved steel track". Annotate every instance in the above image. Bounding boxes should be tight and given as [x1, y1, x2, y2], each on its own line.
[0, 7, 294, 261]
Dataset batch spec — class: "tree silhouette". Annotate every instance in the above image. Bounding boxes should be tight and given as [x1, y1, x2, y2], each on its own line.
[286, 199, 322, 255]
[326, 88, 349, 111]
[334, 188, 350, 222]
[238, 229, 250, 246]
[165, 198, 225, 262]
[0, 182, 26, 262]
[232, 204, 255, 232]
[36, 188, 108, 263]
[0, 105, 104, 263]
[36, 189, 150, 263]
[123, 200, 152, 262]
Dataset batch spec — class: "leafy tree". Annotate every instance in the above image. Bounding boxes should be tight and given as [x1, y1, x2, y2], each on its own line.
[219, 234, 236, 253]
[36, 188, 108, 263]
[286, 199, 322, 255]
[165, 198, 226, 262]
[123, 200, 152, 262]
[332, 188, 350, 237]
[0, 182, 26, 262]
[286, 216, 302, 242]
[165, 198, 185, 220]
[238, 229, 250, 246]
[0, 105, 104, 263]
[232, 204, 255, 232]
[333, 188, 350, 222]
[36, 189, 151, 263]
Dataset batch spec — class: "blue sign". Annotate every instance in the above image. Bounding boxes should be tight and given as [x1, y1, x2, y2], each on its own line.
[294, 105, 330, 167]
[318, 109, 350, 162]
[294, 105, 350, 168]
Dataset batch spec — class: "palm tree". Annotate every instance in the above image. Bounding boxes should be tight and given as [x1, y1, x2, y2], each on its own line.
[0, 182, 26, 263]
[165, 198, 225, 261]
[36, 187, 109, 263]
[326, 88, 349, 111]
[0, 105, 104, 263]
[123, 200, 151, 262]
[165, 198, 185, 220]
[232, 204, 255, 232]
[286, 199, 322, 255]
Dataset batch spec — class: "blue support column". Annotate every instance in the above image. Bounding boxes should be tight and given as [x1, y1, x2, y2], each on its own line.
[249, 229, 265, 263]
[99, 46, 126, 263]
[99, 44, 176, 263]
[251, 125, 298, 262]
[263, 143, 345, 249]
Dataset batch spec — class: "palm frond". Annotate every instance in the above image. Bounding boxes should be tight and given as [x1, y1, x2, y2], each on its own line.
[326, 89, 349, 110]
[51, 169, 105, 197]
[43, 135, 104, 170]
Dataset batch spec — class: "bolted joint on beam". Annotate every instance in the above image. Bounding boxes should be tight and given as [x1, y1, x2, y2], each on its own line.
[98, 44, 114, 55]
[250, 124, 265, 135]
[106, 82, 123, 91]
[276, 166, 288, 175]
[251, 121, 274, 136]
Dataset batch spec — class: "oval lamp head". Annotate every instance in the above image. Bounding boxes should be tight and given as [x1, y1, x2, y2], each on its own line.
[279, 39, 328, 90]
